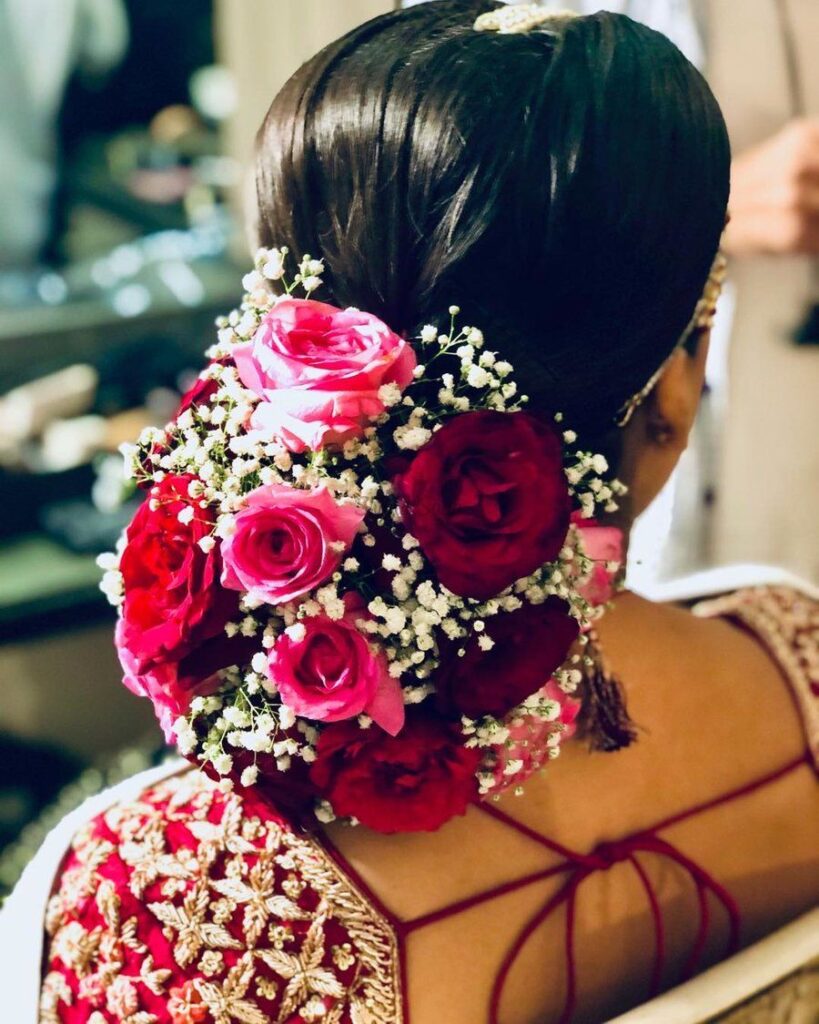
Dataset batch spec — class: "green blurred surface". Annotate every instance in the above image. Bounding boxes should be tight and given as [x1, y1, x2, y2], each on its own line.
[0, 534, 103, 627]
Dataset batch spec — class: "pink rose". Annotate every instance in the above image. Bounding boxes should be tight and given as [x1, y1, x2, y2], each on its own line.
[234, 298, 416, 452]
[490, 679, 581, 792]
[221, 482, 364, 605]
[269, 601, 405, 735]
[571, 513, 624, 607]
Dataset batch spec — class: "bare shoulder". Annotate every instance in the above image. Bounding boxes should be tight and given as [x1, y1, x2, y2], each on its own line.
[598, 588, 810, 763]
[439, 585, 816, 858]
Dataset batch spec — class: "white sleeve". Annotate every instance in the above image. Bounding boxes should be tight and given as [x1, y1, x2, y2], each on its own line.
[0, 761, 184, 1023]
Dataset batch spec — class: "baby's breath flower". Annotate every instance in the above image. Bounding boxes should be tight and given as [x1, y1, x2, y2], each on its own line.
[393, 424, 432, 451]
[377, 382, 402, 407]
[315, 801, 336, 824]
[212, 753, 233, 776]
[466, 365, 490, 389]
[279, 705, 297, 730]
[420, 324, 438, 343]
[261, 249, 286, 280]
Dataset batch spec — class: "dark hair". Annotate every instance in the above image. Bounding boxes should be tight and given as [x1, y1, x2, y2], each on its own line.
[255, 0, 730, 438]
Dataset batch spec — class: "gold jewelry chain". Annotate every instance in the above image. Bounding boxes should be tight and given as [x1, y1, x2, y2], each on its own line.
[614, 250, 727, 428]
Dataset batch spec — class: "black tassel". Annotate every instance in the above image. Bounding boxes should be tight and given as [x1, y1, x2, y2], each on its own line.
[577, 630, 637, 752]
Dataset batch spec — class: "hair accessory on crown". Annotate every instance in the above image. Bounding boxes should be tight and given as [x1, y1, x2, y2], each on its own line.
[474, 4, 578, 34]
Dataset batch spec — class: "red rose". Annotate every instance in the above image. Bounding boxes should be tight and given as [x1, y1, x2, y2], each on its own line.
[310, 711, 480, 833]
[118, 474, 236, 672]
[131, 367, 226, 491]
[434, 598, 579, 720]
[176, 373, 219, 417]
[227, 749, 319, 824]
[176, 359, 232, 418]
[393, 411, 570, 599]
[119, 625, 255, 742]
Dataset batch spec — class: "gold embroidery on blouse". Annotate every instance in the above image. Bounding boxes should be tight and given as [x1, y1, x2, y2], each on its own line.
[139, 954, 174, 995]
[193, 952, 267, 1024]
[41, 850, 174, 1023]
[199, 948, 226, 977]
[50, 920, 103, 977]
[148, 879, 244, 967]
[256, 904, 346, 1021]
[718, 958, 819, 1022]
[210, 852, 311, 947]
[55, 837, 114, 915]
[120, 817, 199, 899]
[41, 769, 404, 1023]
[39, 972, 73, 1024]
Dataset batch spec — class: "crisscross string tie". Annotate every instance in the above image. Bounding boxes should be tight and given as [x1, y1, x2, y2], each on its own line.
[477, 751, 809, 1024]
[317, 751, 809, 1024]
[478, 820, 741, 1024]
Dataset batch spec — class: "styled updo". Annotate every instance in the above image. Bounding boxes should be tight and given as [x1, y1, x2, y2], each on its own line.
[255, 0, 730, 437]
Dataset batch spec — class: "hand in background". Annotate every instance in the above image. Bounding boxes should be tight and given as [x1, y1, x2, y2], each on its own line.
[724, 118, 819, 256]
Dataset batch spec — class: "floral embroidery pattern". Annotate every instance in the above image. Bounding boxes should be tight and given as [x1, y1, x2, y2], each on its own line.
[40, 770, 402, 1023]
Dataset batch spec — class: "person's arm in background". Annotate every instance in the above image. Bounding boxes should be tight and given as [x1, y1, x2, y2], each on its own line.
[724, 118, 819, 256]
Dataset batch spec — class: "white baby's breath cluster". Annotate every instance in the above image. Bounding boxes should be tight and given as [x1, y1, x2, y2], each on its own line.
[101, 249, 626, 817]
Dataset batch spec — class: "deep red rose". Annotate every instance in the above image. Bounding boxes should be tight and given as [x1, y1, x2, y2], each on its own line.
[118, 624, 255, 742]
[434, 598, 579, 720]
[176, 373, 219, 417]
[230, 749, 320, 825]
[310, 711, 480, 833]
[118, 474, 237, 672]
[132, 367, 225, 491]
[176, 357, 235, 419]
[393, 411, 570, 599]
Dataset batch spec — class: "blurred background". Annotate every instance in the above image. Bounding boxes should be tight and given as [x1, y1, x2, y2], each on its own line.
[0, 0, 816, 896]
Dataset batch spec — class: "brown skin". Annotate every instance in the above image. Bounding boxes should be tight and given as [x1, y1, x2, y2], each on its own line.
[617, 333, 711, 523]
[724, 118, 819, 257]
[324, 335, 819, 1023]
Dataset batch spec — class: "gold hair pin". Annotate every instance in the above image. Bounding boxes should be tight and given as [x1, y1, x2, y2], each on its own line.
[474, 4, 578, 35]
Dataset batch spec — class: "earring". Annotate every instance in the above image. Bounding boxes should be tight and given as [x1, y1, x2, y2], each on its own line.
[647, 416, 673, 446]
[578, 626, 637, 752]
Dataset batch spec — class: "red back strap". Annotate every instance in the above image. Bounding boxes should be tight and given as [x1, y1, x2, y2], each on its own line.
[320, 752, 808, 1024]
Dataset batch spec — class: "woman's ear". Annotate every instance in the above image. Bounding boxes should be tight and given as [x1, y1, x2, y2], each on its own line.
[617, 333, 711, 519]
[646, 332, 710, 450]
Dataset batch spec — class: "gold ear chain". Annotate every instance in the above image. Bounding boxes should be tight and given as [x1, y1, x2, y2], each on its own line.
[614, 250, 727, 428]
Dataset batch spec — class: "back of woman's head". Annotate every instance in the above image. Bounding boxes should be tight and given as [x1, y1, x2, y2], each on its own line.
[255, 0, 730, 437]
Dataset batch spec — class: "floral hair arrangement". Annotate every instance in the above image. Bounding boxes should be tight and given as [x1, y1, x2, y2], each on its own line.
[100, 250, 627, 834]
